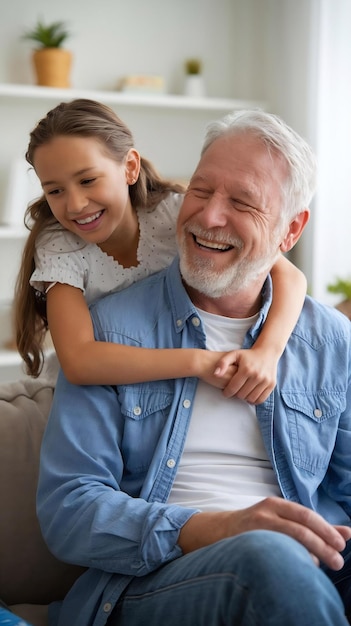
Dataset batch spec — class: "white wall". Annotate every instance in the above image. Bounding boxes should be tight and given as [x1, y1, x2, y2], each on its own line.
[0, 0, 269, 206]
[1, 0, 348, 305]
[309, 0, 351, 305]
[1, 0, 263, 99]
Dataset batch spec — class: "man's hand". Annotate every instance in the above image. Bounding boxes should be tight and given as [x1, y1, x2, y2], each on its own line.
[178, 497, 351, 571]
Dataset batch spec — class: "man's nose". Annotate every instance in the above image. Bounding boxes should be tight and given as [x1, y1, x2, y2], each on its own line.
[200, 194, 228, 228]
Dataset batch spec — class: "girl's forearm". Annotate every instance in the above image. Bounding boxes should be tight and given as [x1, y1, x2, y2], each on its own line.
[256, 255, 307, 357]
[58, 342, 221, 386]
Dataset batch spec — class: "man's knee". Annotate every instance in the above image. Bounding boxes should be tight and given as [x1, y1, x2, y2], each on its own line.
[211, 530, 315, 586]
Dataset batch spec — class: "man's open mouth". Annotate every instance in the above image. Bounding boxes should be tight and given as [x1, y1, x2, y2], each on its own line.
[194, 234, 232, 252]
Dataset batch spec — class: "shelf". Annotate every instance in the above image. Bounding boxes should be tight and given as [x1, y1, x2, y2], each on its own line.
[0, 225, 28, 238]
[0, 349, 22, 367]
[0, 83, 266, 113]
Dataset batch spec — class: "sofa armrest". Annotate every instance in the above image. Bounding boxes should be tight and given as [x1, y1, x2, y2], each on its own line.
[0, 376, 83, 606]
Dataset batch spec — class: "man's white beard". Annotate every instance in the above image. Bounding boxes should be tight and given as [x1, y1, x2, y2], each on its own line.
[178, 232, 281, 299]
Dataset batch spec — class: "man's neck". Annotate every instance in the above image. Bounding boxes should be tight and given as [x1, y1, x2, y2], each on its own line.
[185, 283, 264, 319]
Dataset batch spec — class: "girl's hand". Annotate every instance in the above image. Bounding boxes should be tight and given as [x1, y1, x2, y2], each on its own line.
[214, 346, 278, 404]
[198, 351, 237, 389]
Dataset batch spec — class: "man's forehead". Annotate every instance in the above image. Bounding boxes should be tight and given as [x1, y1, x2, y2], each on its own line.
[197, 133, 287, 189]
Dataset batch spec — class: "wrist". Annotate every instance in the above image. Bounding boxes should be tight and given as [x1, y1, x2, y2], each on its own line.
[178, 511, 232, 554]
[251, 339, 284, 360]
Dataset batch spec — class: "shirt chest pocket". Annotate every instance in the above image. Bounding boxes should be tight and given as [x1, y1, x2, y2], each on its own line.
[118, 382, 174, 473]
[281, 390, 346, 474]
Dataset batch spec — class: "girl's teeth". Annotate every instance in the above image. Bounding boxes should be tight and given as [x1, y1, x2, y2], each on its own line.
[76, 211, 102, 225]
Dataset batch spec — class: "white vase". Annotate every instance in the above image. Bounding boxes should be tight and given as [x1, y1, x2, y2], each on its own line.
[184, 74, 206, 97]
[3, 158, 42, 227]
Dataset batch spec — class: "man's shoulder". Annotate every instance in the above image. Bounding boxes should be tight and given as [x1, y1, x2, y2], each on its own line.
[295, 295, 351, 346]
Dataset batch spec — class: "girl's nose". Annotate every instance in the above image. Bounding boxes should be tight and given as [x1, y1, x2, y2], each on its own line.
[66, 188, 89, 214]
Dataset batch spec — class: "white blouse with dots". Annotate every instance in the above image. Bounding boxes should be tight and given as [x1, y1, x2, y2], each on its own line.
[30, 193, 183, 306]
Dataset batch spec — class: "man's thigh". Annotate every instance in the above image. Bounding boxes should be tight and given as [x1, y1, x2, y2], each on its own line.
[108, 530, 347, 626]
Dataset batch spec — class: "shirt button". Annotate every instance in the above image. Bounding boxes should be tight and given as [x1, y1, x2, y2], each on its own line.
[183, 399, 191, 409]
[167, 458, 176, 468]
[314, 408, 322, 418]
[176, 319, 182, 327]
[133, 406, 142, 416]
[103, 603, 112, 613]
[192, 317, 201, 327]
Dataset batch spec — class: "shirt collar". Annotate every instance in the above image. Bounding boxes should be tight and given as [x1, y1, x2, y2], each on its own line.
[166, 257, 198, 333]
[166, 256, 274, 340]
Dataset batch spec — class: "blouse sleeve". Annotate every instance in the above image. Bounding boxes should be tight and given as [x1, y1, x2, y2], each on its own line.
[30, 228, 88, 294]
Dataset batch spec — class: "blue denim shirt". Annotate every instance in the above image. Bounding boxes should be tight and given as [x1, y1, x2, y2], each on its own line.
[37, 256, 351, 626]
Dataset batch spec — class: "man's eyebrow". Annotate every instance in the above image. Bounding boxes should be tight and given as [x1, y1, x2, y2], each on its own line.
[189, 174, 209, 185]
[234, 187, 257, 202]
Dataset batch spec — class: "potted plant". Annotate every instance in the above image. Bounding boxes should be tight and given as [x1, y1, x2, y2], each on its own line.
[184, 58, 205, 97]
[22, 19, 72, 88]
[327, 277, 351, 319]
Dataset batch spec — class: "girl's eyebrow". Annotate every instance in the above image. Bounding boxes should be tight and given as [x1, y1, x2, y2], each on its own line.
[41, 167, 97, 187]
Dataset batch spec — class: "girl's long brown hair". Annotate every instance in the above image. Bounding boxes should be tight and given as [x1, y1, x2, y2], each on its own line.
[14, 98, 185, 377]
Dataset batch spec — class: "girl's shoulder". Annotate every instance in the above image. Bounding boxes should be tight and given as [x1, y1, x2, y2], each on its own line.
[35, 225, 87, 255]
[158, 191, 184, 216]
[141, 191, 184, 227]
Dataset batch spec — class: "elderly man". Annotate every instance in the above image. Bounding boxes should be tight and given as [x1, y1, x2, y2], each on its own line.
[37, 110, 351, 626]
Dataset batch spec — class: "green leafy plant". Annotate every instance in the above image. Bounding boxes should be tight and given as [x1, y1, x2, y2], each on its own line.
[185, 58, 202, 75]
[327, 277, 351, 300]
[22, 19, 70, 48]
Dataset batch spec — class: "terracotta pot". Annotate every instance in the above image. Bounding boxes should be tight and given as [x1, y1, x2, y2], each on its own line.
[335, 298, 351, 320]
[32, 48, 72, 88]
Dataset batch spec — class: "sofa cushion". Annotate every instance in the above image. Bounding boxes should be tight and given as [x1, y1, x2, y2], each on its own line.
[0, 375, 83, 606]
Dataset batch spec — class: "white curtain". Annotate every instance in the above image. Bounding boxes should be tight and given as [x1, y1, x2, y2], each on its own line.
[309, 0, 351, 304]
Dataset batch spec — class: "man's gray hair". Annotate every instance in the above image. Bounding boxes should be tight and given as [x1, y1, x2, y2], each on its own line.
[201, 109, 317, 221]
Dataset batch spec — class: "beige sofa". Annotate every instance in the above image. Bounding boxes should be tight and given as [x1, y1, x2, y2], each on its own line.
[0, 366, 84, 626]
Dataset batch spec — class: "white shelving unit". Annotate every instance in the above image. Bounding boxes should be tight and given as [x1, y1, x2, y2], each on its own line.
[0, 83, 265, 382]
[0, 83, 265, 112]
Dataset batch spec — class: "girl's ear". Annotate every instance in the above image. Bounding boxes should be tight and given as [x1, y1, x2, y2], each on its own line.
[280, 209, 310, 253]
[125, 149, 141, 185]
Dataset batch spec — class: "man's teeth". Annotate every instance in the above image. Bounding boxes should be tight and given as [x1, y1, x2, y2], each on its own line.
[76, 211, 102, 225]
[195, 236, 231, 251]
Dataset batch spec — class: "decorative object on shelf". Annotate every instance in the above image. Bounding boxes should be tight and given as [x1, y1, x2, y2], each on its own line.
[327, 277, 351, 319]
[22, 19, 72, 88]
[117, 74, 165, 95]
[2, 158, 42, 227]
[184, 58, 205, 98]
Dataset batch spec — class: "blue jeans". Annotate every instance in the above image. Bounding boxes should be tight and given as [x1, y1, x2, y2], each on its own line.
[323, 535, 351, 622]
[108, 530, 348, 626]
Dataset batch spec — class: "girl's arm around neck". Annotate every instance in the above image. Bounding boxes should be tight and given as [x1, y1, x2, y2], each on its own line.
[216, 254, 307, 403]
[46, 283, 235, 387]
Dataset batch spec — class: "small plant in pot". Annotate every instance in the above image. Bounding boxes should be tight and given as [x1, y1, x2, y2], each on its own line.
[185, 58, 202, 76]
[327, 277, 351, 320]
[184, 58, 205, 97]
[22, 19, 72, 88]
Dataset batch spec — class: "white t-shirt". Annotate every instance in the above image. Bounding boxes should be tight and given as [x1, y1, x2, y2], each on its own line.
[167, 308, 281, 512]
[30, 193, 183, 305]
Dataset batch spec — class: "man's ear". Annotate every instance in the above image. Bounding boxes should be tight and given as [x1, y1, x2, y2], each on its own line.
[280, 209, 310, 253]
